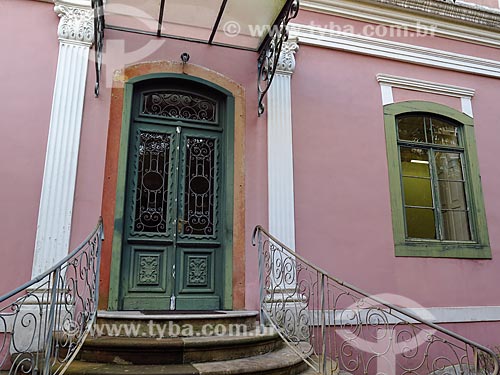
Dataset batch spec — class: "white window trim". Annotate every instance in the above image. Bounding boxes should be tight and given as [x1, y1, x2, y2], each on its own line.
[376, 74, 475, 117]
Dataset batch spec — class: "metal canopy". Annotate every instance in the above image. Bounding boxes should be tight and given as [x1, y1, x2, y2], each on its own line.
[91, 0, 299, 114]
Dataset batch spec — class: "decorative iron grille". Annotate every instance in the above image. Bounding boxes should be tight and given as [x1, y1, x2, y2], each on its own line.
[0, 219, 103, 375]
[253, 226, 499, 375]
[142, 92, 217, 123]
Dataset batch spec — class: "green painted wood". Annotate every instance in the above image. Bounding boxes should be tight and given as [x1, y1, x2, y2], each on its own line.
[109, 74, 235, 310]
[222, 96, 235, 310]
[383, 101, 491, 259]
[108, 83, 134, 310]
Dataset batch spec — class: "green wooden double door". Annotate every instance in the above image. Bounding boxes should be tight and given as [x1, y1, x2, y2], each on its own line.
[119, 84, 230, 311]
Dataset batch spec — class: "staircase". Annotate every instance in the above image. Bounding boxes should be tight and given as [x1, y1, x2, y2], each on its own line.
[2, 221, 498, 375]
[65, 311, 322, 375]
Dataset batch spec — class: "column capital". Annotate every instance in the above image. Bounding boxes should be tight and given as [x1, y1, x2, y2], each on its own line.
[54, 0, 94, 45]
[276, 39, 299, 75]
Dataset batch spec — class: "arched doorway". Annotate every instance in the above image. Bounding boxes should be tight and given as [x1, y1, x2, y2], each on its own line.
[112, 74, 235, 310]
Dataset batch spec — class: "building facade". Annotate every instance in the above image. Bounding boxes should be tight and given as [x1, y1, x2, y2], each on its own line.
[2, 0, 500, 349]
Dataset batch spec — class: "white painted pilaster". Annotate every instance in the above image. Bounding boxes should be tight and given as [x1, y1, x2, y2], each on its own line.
[31, 1, 94, 277]
[267, 41, 299, 251]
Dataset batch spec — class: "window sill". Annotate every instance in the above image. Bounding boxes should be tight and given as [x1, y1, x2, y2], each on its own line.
[395, 241, 491, 259]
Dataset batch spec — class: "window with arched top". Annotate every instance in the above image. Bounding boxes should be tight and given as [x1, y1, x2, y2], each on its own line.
[384, 101, 490, 259]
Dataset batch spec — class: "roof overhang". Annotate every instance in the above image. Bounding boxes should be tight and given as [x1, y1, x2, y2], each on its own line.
[91, 0, 299, 114]
[103, 0, 290, 51]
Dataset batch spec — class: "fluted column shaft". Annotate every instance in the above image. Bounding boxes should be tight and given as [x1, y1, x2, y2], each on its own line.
[31, 1, 94, 277]
[267, 41, 299, 251]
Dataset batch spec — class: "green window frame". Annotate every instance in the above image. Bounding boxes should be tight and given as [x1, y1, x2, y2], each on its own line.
[384, 101, 491, 258]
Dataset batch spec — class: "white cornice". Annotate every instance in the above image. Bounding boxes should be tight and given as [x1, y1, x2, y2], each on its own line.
[30, 0, 91, 4]
[376, 74, 475, 116]
[300, 0, 500, 48]
[289, 23, 500, 78]
[53, 0, 91, 6]
[376, 74, 476, 97]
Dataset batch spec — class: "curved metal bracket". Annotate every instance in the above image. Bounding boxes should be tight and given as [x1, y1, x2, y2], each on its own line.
[92, 0, 104, 97]
[257, 0, 299, 117]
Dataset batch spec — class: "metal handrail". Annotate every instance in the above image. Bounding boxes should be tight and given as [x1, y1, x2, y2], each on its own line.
[0, 219, 103, 303]
[0, 218, 103, 375]
[253, 225, 499, 375]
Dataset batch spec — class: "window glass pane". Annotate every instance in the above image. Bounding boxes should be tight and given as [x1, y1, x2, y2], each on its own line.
[398, 116, 426, 142]
[406, 208, 436, 239]
[435, 152, 463, 181]
[431, 118, 459, 146]
[439, 181, 467, 210]
[442, 211, 471, 241]
[403, 177, 433, 207]
[400, 147, 430, 178]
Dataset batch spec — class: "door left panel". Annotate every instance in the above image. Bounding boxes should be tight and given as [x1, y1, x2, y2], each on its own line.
[121, 126, 176, 310]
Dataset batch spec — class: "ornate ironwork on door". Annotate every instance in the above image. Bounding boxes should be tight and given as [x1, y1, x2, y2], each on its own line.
[142, 91, 218, 123]
[181, 137, 218, 237]
[133, 131, 172, 235]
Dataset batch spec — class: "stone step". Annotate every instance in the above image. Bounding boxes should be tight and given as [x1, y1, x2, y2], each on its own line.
[66, 344, 311, 375]
[300, 369, 352, 375]
[78, 328, 283, 364]
[94, 310, 257, 337]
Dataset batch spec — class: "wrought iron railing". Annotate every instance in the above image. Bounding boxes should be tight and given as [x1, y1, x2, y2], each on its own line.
[0, 218, 103, 375]
[253, 226, 499, 375]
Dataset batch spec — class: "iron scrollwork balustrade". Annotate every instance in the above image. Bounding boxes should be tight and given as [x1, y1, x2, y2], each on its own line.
[252, 226, 500, 375]
[0, 218, 103, 375]
[257, 0, 299, 116]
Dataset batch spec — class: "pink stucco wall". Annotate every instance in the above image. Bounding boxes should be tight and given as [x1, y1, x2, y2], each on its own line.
[290, 31, 500, 309]
[463, 0, 500, 8]
[0, 0, 58, 295]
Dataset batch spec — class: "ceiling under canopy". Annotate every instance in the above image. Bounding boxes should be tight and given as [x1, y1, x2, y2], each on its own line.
[91, 0, 300, 115]
[102, 0, 289, 51]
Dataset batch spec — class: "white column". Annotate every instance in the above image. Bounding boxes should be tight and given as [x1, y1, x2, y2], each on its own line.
[31, 1, 94, 277]
[267, 41, 299, 251]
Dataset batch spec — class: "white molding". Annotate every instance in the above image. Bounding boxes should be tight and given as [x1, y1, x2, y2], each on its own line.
[290, 23, 500, 79]
[32, 3, 93, 277]
[54, 2, 94, 46]
[300, 0, 500, 48]
[30, 0, 90, 4]
[380, 84, 394, 105]
[376, 74, 476, 98]
[267, 41, 298, 252]
[276, 40, 299, 75]
[376, 74, 475, 116]
[461, 96, 474, 117]
[310, 306, 500, 325]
